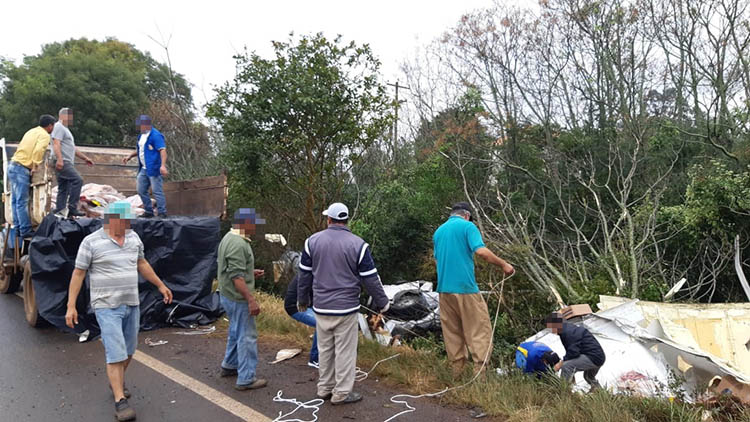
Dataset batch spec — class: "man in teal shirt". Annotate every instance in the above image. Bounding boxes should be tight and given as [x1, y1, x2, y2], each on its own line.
[433, 202, 514, 377]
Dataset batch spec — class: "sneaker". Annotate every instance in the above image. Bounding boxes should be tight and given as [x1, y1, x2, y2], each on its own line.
[114, 398, 136, 421]
[68, 208, 86, 217]
[140, 213, 154, 219]
[331, 392, 362, 405]
[307, 361, 319, 368]
[220, 367, 238, 377]
[234, 378, 267, 391]
[158, 214, 168, 219]
[316, 392, 333, 401]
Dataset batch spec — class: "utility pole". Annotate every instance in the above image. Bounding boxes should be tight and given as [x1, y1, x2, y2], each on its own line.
[387, 81, 410, 154]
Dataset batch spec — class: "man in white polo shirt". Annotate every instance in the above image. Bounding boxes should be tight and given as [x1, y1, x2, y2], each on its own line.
[65, 201, 173, 421]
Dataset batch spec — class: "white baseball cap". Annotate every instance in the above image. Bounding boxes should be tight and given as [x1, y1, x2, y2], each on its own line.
[322, 202, 349, 221]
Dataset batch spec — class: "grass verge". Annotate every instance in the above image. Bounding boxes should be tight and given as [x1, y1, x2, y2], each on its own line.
[234, 292, 750, 422]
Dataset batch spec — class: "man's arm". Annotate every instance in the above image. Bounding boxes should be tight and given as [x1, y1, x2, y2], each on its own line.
[358, 245, 390, 312]
[159, 149, 168, 176]
[65, 268, 87, 328]
[122, 151, 137, 164]
[30, 133, 51, 171]
[137, 258, 173, 304]
[74, 149, 94, 165]
[232, 275, 260, 315]
[475, 247, 515, 275]
[297, 239, 313, 310]
[52, 138, 64, 163]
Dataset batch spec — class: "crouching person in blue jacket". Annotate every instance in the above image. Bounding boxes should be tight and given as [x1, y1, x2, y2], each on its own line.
[298, 202, 390, 406]
[545, 312, 606, 390]
[516, 341, 560, 377]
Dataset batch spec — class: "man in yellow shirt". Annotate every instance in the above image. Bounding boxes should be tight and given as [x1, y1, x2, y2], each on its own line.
[8, 115, 56, 238]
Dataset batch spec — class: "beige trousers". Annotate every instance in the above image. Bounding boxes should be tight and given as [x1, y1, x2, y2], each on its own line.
[439, 293, 493, 375]
[315, 312, 359, 401]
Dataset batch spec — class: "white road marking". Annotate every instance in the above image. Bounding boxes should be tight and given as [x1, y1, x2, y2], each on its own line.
[133, 350, 270, 422]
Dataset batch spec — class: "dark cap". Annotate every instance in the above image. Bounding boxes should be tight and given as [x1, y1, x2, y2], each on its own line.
[451, 202, 474, 221]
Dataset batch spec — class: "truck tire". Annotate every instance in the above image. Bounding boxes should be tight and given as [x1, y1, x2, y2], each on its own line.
[0, 267, 22, 294]
[23, 261, 43, 327]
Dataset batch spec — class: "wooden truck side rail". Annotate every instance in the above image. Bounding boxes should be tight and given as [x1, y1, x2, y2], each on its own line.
[2, 141, 228, 222]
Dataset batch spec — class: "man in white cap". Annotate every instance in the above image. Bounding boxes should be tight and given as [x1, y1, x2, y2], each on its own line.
[298, 202, 390, 405]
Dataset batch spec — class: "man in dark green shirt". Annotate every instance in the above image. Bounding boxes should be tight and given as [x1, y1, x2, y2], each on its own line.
[217, 208, 267, 390]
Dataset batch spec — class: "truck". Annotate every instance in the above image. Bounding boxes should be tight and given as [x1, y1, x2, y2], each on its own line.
[0, 138, 228, 327]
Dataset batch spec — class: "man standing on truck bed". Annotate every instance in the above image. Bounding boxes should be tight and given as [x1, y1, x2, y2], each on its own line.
[51, 108, 94, 217]
[8, 114, 56, 239]
[65, 201, 173, 422]
[217, 208, 268, 391]
[122, 114, 168, 218]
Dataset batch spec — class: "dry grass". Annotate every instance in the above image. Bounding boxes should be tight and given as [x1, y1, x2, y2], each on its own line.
[223, 292, 750, 422]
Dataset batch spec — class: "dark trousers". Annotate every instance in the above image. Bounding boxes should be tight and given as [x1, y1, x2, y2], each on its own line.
[55, 162, 83, 213]
[560, 354, 602, 389]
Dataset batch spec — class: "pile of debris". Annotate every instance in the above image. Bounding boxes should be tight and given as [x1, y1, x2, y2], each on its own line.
[51, 183, 151, 217]
[524, 296, 750, 405]
[360, 281, 441, 346]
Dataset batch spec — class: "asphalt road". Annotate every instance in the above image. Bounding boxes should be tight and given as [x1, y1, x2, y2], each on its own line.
[0, 294, 481, 422]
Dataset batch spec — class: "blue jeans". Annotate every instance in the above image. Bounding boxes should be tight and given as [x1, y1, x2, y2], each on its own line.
[8, 162, 32, 236]
[291, 308, 318, 363]
[220, 295, 259, 386]
[94, 305, 140, 364]
[137, 169, 167, 216]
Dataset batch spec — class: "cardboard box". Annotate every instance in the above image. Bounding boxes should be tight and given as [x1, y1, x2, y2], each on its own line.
[709, 375, 750, 404]
[559, 304, 593, 320]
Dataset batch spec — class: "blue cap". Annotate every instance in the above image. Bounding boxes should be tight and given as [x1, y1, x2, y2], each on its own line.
[105, 201, 135, 220]
[233, 208, 265, 225]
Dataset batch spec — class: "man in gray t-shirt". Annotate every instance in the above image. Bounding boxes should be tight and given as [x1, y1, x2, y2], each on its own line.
[51, 108, 94, 217]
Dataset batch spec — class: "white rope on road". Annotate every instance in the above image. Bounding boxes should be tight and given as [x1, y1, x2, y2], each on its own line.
[271, 353, 402, 422]
[271, 391, 324, 422]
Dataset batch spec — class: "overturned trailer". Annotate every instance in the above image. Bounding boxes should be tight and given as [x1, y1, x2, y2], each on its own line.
[0, 138, 228, 332]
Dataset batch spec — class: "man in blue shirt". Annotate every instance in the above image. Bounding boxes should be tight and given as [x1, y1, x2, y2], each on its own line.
[122, 115, 168, 218]
[516, 341, 559, 376]
[433, 202, 514, 377]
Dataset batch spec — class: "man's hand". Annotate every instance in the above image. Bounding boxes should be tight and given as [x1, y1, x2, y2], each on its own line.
[65, 307, 78, 328]
[253, 269, 265, 278]
[160, 165, 168, 177]
[554, 361, 563, 372]
[56, 161, 64, 171]
[122, 156, 130, 165]
[502, 263, 515, 277]
[248, 298, 261, 316]
[84, 157, 94, 166]
[159, 285, 173, 304]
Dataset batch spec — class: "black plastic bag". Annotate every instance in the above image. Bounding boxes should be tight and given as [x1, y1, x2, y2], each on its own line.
[29, 214, 223, 337]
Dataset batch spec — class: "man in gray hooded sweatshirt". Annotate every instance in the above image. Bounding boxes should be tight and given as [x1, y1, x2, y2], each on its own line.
[298, 202, 390, 405]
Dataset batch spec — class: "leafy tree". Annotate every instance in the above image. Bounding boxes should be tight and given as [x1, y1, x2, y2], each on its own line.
[0, 38, 192, 145]
[208, 33, 391, 235]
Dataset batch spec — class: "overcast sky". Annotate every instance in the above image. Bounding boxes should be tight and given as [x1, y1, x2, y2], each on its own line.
[2, 0, 501, 108]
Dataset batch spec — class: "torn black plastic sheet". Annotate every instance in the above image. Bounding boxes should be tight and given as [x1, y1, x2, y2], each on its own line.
[29, 214, 224, 338]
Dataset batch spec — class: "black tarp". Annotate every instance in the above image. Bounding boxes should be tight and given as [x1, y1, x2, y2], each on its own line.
[29, 214, 223, 337]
